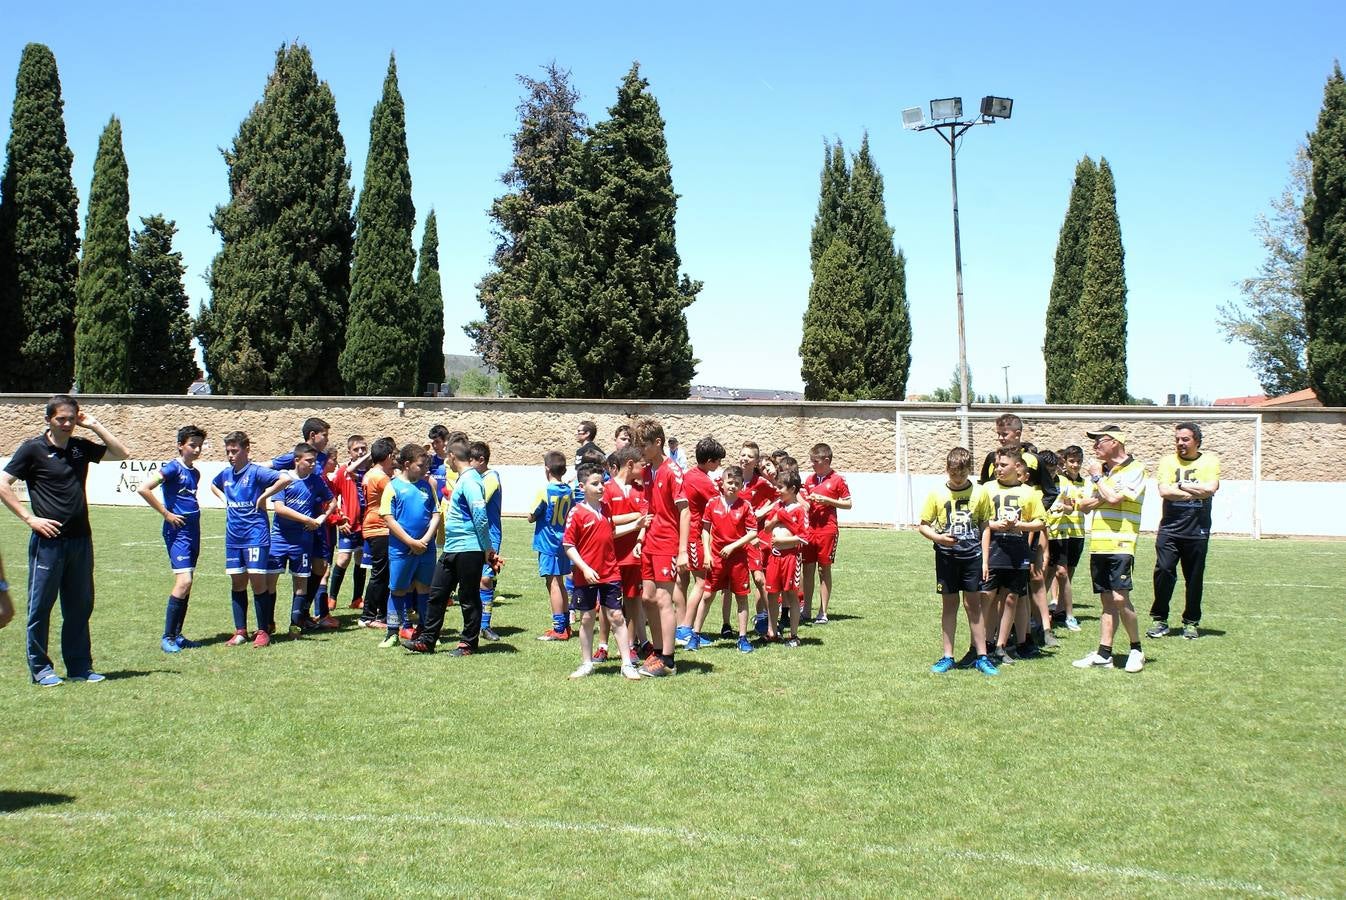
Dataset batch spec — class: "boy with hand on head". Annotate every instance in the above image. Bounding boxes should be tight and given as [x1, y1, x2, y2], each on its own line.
[981, 448, 1047, 665]
[210, 432, 282, 646]
[701, 465, 759, 653]
[634, 417, 689, 677]
[137, 425, 207, 653]
[762, 464, 808, 646]
[258, 443, 336, 636]
[530, 451, 574, 641]
[678, 436, 725, 650]
[918, 448, 997, 676]
[800, 443, 851, 624]
[564, 463, 642, 680]
[382, 444, 441, 645]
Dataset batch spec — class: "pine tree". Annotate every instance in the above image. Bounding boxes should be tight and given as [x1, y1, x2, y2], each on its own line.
[340, 54, 416, 396]
[470, 63, 587, 369]
[415, 210, 444, 390]
[128, 215, 196, 393]
[1043, 156, 1097, 403]
[1304, 63, 1346, 406]
[74, 116, 132, 393]
[1069, 159, 1128, 404]
[197, 43, 353, 395]
[809, 140, 848, 271]
[800, 239, 866, 400]
[0, 43, 79, 391]
[842, 135, 910, 399]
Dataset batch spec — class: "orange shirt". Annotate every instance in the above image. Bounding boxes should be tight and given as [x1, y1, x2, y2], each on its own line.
[362, 467, 391, 537]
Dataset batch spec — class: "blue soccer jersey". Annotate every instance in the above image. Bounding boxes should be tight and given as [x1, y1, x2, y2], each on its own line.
[159, 458, 201, 517]
[212, 462, 282, 549]
[271, 449, 329, 472]
[532, 482, 572, 556]
[380, 476, 438, 558]
[480, 468, 503, 552]
[271, 473, 334, 548]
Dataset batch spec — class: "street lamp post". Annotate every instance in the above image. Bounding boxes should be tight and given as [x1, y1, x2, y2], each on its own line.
[903, 96, 1013, 448]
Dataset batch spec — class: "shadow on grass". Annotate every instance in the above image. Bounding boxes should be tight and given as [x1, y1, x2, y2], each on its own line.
[814, 613, 862, 623]
[487, 625, 528, 638]
[191, 632, 242, 648]
[0, 790, 75, 813]
[471, 642, 520, 654]
[100, 669, 172, 681]
[671, 659, 714, 675]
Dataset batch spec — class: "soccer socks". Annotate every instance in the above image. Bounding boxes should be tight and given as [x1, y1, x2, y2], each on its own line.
[328, 564, 347, 605]
[552, 612, 568, 634]
[414, 592, 429, 627]
[291, 593, 307, 625]
[311, 585, 328, 618]
[1098, 644, 1113, 660]
[352, 565, 367, 601]
[231, 590, 249, 631]
[481, 585, 495, 630]
[164, 595, 187, 639]
[389, 594, 408, 630]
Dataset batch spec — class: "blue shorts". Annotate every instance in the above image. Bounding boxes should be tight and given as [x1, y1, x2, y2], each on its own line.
[360, 540, 373, 568]
[538, 552, 571, 577]
[316, 527, 332, 563]
[390, 551, 436, 592]
[224, 544, 270, 575]
[337, 531, 363, 553]
[574, 582, 623, 611]
[163, 516, 201, 573]
[268, 536, 314, 577]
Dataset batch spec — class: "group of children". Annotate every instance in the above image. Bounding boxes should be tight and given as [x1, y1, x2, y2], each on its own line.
[135, 414, 852, 680]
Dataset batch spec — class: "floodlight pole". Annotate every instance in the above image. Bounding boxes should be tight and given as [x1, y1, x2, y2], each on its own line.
[915, 116, 995, 448]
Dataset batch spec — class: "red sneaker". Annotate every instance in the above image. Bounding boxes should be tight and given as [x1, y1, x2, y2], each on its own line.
[592, 646, 609, 662]
[253, 629, 271, 648]
[327, 595, 337, 611]
[316, 615, 340, 630]
[398, 625, 418, 641]
[350, 597, 364, 610]
[536, 628, 571, 641]
[226, 629, 248, 647]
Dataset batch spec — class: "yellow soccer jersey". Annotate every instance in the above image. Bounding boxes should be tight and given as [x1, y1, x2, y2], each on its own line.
[1156, 451, 1220, 538]
[1048, 474, 1091, 539]
[982, 480, 1046, 569]
[919, 481, 993, 559]
[1088, 456, 1146, 556]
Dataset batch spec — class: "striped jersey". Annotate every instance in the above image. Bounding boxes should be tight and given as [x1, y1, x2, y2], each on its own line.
[1088, 457, 1146, 556]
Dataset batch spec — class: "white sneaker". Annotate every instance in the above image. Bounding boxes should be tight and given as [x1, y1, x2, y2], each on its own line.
[1124, 649, 1145, 673]
[568, 662, 595, 679]
[620, 663, 642, 681]
[1072, 651, 1114, 669]
[1065, 616, 1081, 632]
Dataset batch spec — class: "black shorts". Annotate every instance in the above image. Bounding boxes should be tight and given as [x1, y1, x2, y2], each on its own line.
[934, 553, 982, 595]
[1048, 537, 1085, 570]
[981, 568, 1028, 596]
[574, 582, 624, 611]
[1090, 553, 1134, 593]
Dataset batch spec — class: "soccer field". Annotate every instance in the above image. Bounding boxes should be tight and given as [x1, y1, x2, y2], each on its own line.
[0, 508, 1342, 897]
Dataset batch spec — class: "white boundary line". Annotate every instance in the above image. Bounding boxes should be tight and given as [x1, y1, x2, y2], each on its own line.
[0, 807, 1303, 897]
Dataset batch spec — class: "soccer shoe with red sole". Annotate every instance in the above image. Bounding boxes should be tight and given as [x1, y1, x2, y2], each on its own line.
[592, 647, 610, 662]
[315, 615, 340, 630]
[350, 597, 364, 609]
[398, 625, 418, 641]
[253, 630, 271, 648]
[536, 628, 571, 641]
[226, 629, 248, 647]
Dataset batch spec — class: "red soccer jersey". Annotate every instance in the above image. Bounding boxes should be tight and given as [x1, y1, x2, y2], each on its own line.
[683, 466, 720, 537]
[804, 470, 850, 532]
[768, 501, 809, 557]
[642, 458, 686, 556]
[603, 478, 646, 567]
[705, 495, 758, 561]
[741, 472, 779, 511]
[562, 501, 618, 586]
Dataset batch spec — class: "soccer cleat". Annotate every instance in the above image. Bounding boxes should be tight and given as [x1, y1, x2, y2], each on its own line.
[621, 663, 642, 680]
[1183, 623, 1199, 640]
[639, 657, 672, 677]
[720, 624, 735, 639]
[684, 634, 700, 651]
[753, 612, 768, 637]
[175, 635, 201, 649]
[813, 614, 829, 625]
[1124, 649, 1146, 673]
[398, 624, 418, 641]
[378, 632, 400, 649]
[1042, 630, 1060, 648]
[991, 646, 1015, 665]
[592, 646, 609, 662]
[569, 662, 595, 679]
[401, 637, 436, 654]
[315, 615, 340, 630]
[737, 636, 754, 653]
[35, 672, 63, 687]
[930, 656, 956, 674]
[369, 619, 387, 629]
[696, 633, 715, 648]
[537, 628, 571, 642]
[350, 597, 364, 609]
[954, 647, 979, 669]
[482, 626, 501, 642]
[1065, 616, 1081, 632]
[71, 672, 106, 683]
[449, 643, 473, 657]
[1072, 651, 1114, 669]
[253, 629, 271, 648]
[1146, 621, 1170, 639]
[674, 625, 692, 647]
[786, 637, 801, 648]
[161, 636, 182, 654]
[973, 655, 999, 676]
[226, 629, 249, 647]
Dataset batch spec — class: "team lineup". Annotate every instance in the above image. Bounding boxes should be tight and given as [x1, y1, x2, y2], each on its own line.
[0, 398, 1219, 683]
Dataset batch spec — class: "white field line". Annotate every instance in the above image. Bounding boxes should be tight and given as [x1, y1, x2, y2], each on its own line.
[0, 807, 1305, 897]
[1206, 581, 1337, 590]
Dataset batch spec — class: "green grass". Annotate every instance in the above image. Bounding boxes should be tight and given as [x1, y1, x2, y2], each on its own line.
[0, 507, 1342, 897]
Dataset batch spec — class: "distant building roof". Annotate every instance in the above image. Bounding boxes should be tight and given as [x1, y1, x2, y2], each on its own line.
[1255, 388, 1321, 408]
[689, 384, 804, 401]
[1212, 393, 1265, 407]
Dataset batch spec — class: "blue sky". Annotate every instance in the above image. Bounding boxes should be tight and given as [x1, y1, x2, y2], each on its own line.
[3, 0, 1343, 401]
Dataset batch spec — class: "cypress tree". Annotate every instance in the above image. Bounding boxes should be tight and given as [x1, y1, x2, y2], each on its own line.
[800, 239, 866, 400]
[415, 210, 444, 390]
[0, 43, 79, 391]
[1043, 156, 1097, 403]
[128, 215, 196, 393]
[74, 116, 132, 393]
[1069, 158, 1128, 404]
[842, 135, 910, 399]
[471, 63, 587, 369]
[339, 54, 417, 396]
[1304, 63, 1346, 406]
[197, 43, 353, 395]
[809, 140, 848, 271]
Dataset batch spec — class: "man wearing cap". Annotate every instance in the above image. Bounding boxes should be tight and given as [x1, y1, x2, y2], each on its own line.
[1148, 422, 1220, 640]
[1071, 424, 1146, 673]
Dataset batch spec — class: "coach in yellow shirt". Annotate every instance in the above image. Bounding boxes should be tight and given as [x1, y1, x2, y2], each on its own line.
[1072, 425, 1147, 673]
[1148, 422, 1220, 640]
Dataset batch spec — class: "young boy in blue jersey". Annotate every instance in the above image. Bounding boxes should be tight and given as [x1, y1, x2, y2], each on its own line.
[269, 418, 335, 615]
[469, 441, 505, 641]
[530, 450, 573, 641]
[259, 442, 336, 635]
[380, 444, 441, 647]
[428, 424, 449, 475]
[137, 425, 207, 653]
[210, 432, 283, 646]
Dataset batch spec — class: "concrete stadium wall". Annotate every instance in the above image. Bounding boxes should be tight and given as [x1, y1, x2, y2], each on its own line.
[1, 395, 1343, 536]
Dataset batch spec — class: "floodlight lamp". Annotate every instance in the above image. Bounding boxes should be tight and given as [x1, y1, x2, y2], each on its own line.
[980, 96, 1013, 119]
[930, 97, 962, 120]
[901, 106, 926, 130]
